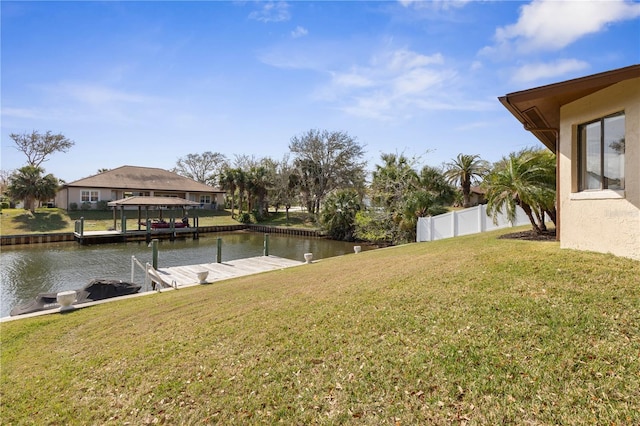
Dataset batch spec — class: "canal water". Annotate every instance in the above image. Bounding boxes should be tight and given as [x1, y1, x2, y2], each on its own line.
[0, 231, 371, 318]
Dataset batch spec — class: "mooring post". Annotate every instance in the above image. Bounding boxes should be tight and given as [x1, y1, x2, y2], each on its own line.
[216, 237, 222, 263]
[263, 233, 270, 256]
[151, 239, 159, 270]
[193, 216, 199, 240]
[79, 217, 84, 236]
[146, 219, 151, 243]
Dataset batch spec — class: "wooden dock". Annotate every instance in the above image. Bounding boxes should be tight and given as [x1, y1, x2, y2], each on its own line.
[154, 255, 304, 288]
[1, 255, 305, 322]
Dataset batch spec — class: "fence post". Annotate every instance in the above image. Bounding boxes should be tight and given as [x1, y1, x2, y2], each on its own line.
[429, 216, 434, 241]
[452, 211, 457, 239]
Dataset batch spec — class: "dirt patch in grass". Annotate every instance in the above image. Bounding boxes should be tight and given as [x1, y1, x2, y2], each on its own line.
[499, 229, 556, 241]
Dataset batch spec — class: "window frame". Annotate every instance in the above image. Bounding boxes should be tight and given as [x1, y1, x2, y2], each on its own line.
[577, 111, 625, 192]
[81, 190, 99, 203]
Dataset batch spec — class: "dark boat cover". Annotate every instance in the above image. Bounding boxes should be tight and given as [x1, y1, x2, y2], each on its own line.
[10, 279, 141, 316]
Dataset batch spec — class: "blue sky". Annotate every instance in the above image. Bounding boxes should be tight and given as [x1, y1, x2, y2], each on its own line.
[2, 0, 639, 183]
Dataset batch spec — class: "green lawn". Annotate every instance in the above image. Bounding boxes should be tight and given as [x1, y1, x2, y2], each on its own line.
[2, 228, 638, 424]
[0, 208, 317, 235]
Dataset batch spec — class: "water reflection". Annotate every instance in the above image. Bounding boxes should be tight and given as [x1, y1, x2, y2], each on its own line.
[0, 232, 370, 317]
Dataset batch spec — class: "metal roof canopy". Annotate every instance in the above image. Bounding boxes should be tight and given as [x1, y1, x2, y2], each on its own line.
[108, 196, 202, 207]
[108, 196, 202, 231]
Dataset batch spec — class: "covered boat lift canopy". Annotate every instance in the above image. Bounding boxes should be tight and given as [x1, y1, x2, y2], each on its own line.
[108, 196, 202, 230]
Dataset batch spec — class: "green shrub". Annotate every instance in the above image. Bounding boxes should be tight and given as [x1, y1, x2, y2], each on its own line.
[80, 202, 92, 211]
[237, 212, 252, 223]
[69, 202, 78, 211]
[96, 200, 109, 210]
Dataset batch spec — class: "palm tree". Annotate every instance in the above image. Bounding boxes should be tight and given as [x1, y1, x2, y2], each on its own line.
[484, 148, 556, 234]
[219, 168, 237, 216]
[371, 153, 418, 209]
[320, 189, 362, 241]
[246, 166, 270, 217]
[7, 166, 59, 212]
[419, 165, 456, 206]
[444, 154, 489, 208]
[234, 169, 247, 214]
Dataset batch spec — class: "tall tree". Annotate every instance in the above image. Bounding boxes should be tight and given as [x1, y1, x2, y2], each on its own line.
[359, 153, 452, 245]
[173, 151, 228, 186]
[234, 168, 247, 214]
[219, 168, 237, 216]
[444, 153, 489, 208]
[484, 148, 556, 234]
[269, 155, 298, 220]
[10, 130, 75, 167]
[419, 165, 456, 206]
[289, 129, 366, 216]
[371, 153, 418, 209]
[246, 165, 271, 217]
[7, 166, 59, 212]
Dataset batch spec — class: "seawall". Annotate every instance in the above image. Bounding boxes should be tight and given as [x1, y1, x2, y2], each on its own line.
[1, 225, 324, 246]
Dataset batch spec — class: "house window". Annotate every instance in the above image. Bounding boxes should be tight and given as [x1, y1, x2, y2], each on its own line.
[124, 191, 150, 197]
[578, 112, 625, 191]
[81, 190, 99, 202]
[200, 195, 211, 204]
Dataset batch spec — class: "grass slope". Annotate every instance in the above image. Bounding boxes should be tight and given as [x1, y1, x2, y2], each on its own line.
[1, 229, 639, 424]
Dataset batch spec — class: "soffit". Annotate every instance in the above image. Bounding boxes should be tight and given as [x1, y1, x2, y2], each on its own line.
[499, 64, 640, 151]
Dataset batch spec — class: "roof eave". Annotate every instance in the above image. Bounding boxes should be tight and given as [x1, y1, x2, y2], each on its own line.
[499, 64, 640, 153]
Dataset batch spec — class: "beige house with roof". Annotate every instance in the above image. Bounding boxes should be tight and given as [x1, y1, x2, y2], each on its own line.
[56, 165, 225, 211]
[500, 64, 639, 260]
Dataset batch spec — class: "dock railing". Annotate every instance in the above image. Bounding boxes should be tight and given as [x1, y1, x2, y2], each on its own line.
[131, 255, 176, 291]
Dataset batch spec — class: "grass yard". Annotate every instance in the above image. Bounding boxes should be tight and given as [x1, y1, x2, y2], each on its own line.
[0, 208, 316, 235]
[1, 228, 639, 424]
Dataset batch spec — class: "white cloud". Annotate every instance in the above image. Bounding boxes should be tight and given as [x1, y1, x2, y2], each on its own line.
[398, 0, 472, 11]
[470, 61, 483, 71]
[249, 1, 291, 23]
[1, 107, 40, 120]
[511, 59, 589, 83]
[331, 70, 374, 89]
[316, 47, 473, 120]
[291, 25, 308, 38]
[491, 0, 640, 53]
[55, 83, 153, 106]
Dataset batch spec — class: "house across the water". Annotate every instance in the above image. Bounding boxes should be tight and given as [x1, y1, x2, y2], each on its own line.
[55, 165, 225, 211]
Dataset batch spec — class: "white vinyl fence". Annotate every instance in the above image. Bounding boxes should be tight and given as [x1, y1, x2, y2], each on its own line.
[416, 204, 531, 242]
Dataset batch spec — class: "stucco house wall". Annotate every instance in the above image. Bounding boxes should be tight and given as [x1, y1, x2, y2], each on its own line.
[58, 187, 225, 209]
[559, 77, 640, 260]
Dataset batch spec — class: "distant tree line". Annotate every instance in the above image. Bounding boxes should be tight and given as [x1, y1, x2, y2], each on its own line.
[2, 128, 556, 246]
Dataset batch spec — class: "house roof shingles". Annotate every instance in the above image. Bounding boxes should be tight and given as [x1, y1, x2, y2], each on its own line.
[107, 196, 202, 207]
[64, 165, 224, 193]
